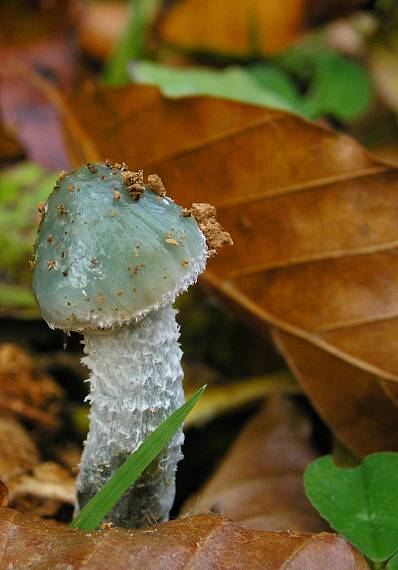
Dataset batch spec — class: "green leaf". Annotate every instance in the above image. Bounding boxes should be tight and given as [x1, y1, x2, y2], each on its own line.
[304, 453, 398, 562]
[302, 53, 372, 121]
[131, 61, 304, 115]
[249, 64, 301, 106]
[387, 551, 398, 569]
[103, 0, 162, 86]
[70, 385, 206, 531]
[275, 42, 372, 121]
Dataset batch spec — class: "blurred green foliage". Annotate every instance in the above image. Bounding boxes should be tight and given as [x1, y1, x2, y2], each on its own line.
[105, 0, 373, 121]
[0, 161, 56, 316]
[132, 62, 300, 114]
[103, 0, 162, 85]
[274, 41, 373, 121]
[132, 47, 372, 121]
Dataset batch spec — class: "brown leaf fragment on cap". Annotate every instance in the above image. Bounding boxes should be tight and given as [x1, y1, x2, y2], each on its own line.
[191, 203, 233, 255]
[147, 174, 166, 197]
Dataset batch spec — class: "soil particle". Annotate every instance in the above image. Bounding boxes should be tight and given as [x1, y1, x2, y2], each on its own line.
[147, 174, 166, 197]
[123, 170, 145, 200]
[56, 204, 67, 216]
[113, 162, 128, 171]
[87, 163, 97, 174]
[165, 231, 179, 246]
[128, 264, 145, 277]
[190, 203, 233, 254]
[37, 202, 46, 217]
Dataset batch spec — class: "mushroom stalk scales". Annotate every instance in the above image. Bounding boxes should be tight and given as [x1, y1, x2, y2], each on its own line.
[78, 304, 184, 526]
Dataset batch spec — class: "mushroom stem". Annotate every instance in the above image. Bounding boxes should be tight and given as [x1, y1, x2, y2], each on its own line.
[75, 303, 184, 528]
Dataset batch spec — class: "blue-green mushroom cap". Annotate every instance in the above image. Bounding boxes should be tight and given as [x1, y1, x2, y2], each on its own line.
[32, 162, 207, 331]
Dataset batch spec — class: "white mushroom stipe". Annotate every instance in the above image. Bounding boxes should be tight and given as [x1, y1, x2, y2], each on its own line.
[76, 304, 184, 527]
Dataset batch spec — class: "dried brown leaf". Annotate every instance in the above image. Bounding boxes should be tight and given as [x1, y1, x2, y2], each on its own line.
[0, 482, 8, 507]
[0, 1, 78, 168]
[0, 417, 75, 517]
[182, 398, 326, 533]
[0, 343, 63, 429]
[0, 417, 40, 485]
[157, 0, 367, 57]
[78, 1, 128, 61]
[53, 84, 398, 456]
[0, 508, 369, 569]
[158, 0, 305, 56]
[11, 462, 75, 517]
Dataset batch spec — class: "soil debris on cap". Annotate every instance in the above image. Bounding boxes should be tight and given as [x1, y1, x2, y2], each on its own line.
[87, 163, 97, 174]
[123, 170, 145, 201]
[55, 171, 68, 188]
[165, 231, 179, 246]
[113, 162, 128, 171]
[128, 263, 146, 276]
[37, 202, 46, 214]
[56, 204, 68, 216]
[147, 174, 166, 197]
[190, 203, 233, 255]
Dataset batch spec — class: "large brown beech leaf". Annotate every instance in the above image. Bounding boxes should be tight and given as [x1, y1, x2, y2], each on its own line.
[0, 508, 369, 569]
[182, 398, 326, 532]
[7, 77, 398, 456]
[56, 84, 398, 456]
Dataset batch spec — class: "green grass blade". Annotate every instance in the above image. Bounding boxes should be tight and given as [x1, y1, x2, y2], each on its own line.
[70, 385, 206, 531]
[103, 0, 161, 86]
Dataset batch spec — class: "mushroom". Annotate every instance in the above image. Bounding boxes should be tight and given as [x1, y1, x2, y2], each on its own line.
[32, 161, 231, 528]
